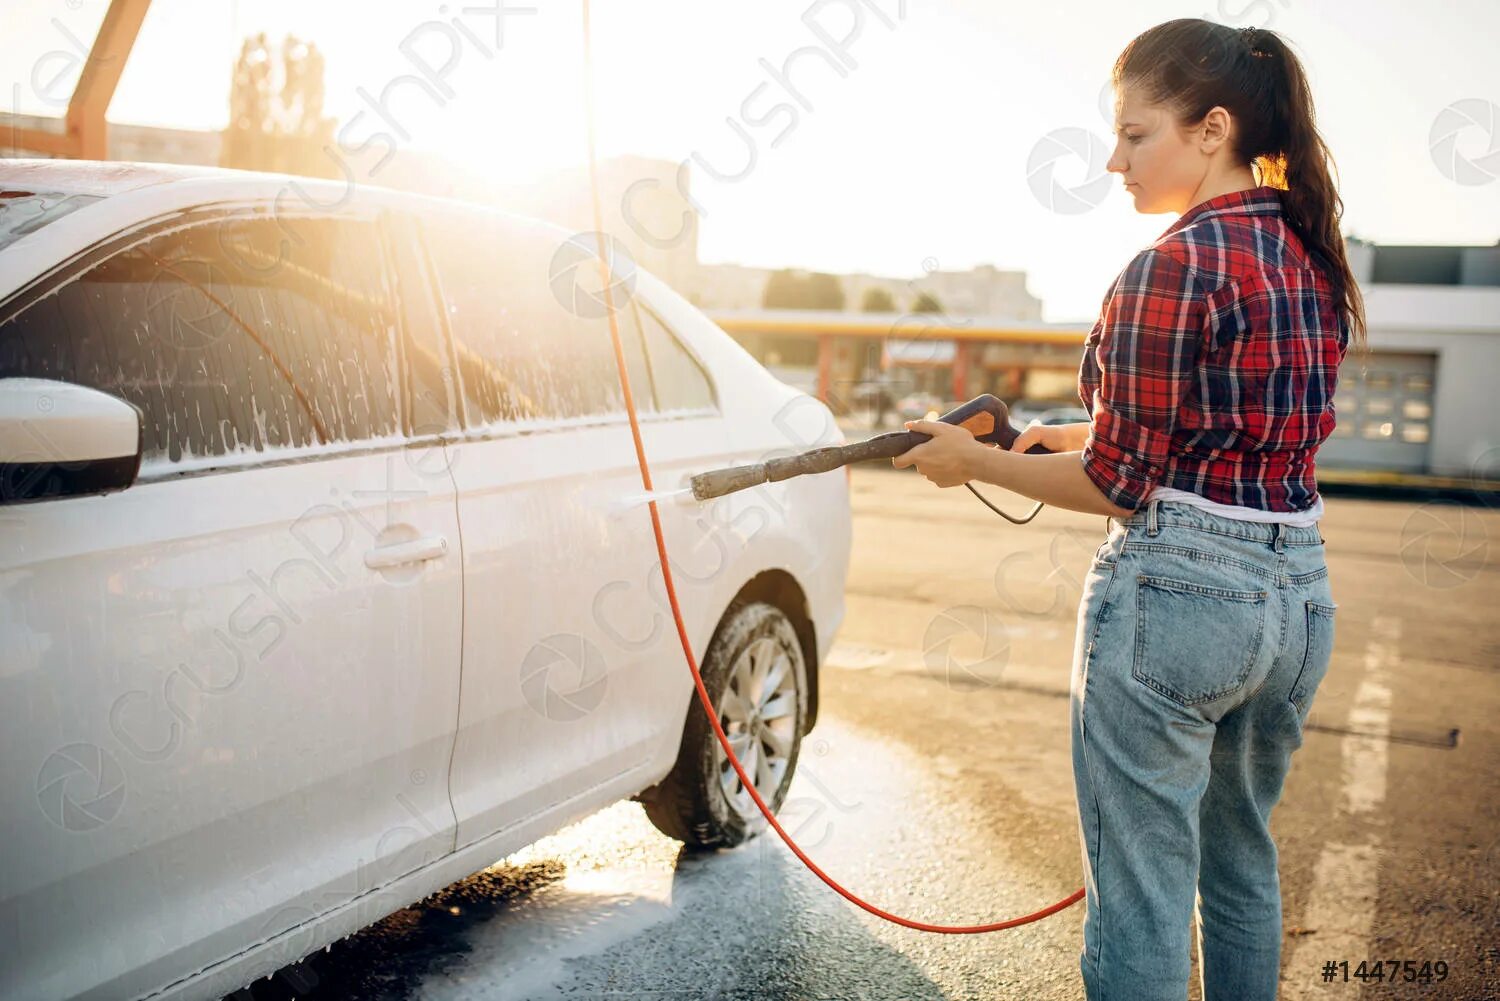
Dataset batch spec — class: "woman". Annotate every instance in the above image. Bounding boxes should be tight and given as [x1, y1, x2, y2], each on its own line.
[892, 18, 1363, 1001]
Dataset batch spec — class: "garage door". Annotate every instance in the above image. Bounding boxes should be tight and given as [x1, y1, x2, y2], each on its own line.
[1319, 351, 1436, 473]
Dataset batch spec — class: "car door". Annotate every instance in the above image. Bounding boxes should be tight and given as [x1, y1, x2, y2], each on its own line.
[414, 208, 733, 850]
[0, 207, 463, 1001]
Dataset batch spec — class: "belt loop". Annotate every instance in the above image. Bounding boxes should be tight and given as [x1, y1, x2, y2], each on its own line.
[1146, 497, 1160, 537]
[1272, 522, 1286, 553]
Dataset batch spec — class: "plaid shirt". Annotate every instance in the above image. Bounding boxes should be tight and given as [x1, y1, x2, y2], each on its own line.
[1078, 185, 1350, 513]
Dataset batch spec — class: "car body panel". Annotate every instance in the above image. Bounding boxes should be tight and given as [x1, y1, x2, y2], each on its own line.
[0, 449, 464, 1001]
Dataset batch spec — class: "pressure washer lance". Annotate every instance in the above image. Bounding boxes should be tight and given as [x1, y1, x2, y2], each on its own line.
[689, 394, 1052, 514]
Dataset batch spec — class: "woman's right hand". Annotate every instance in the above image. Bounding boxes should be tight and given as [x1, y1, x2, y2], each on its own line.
[1010, 420, 1091, 453]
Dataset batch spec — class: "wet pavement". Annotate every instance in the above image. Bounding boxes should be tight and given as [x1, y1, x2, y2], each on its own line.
[231, 713, 1084, 1001]
[233, 466, 1500, 1001]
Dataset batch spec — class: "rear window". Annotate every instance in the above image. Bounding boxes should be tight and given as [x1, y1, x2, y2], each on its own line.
[0, 190, 104, 251]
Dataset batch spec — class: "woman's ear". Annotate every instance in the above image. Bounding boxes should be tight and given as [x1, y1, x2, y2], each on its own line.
[1198, 105, 1234, 154]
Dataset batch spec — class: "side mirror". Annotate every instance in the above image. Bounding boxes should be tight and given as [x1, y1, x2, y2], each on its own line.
[0, 378, 144, 505]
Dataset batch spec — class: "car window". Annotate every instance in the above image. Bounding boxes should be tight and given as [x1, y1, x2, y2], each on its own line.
[423, 211, 655, 427]
[0, 214, 399, 465]
[630, 302, 716, 413]
[386, 213, 458, 437]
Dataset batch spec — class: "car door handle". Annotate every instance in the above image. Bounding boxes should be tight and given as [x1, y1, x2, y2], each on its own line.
[364, 536, 449, 569]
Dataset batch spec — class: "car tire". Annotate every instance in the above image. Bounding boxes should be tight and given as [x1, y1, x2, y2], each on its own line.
[638, 600, 808, 850]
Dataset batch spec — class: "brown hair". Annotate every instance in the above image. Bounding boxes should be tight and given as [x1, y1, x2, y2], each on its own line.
[1114, 18, 1367, 352]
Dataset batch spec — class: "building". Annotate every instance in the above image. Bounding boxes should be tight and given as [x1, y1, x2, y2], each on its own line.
[2, 111, 220, 165]
[1321, 241, 1500, 478]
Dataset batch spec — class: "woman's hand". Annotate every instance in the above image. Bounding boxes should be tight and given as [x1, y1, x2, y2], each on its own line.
[891, 418, 988, 487]
[1010, 419, 1091, 453]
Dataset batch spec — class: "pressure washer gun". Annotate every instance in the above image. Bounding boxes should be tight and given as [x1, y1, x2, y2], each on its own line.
[688, 393, 1052, 501]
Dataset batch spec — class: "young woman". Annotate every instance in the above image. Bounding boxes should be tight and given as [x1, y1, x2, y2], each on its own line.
[893, 18, 1363, 1001]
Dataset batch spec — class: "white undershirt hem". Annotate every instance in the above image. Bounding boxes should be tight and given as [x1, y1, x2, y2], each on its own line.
[1143, 484, 1323, 527]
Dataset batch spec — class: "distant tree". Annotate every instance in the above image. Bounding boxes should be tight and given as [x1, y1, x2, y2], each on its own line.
[911, 290, 943, 313]
[762, 269, 847, 310]
[221, 33, 337, 178]
[861, 287, 896, 312]
[806, 272, 846, 310]
[762, 269, 803, 308]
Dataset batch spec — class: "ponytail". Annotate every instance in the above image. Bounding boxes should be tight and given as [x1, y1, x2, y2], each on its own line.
[1114, 19, 1368, 353]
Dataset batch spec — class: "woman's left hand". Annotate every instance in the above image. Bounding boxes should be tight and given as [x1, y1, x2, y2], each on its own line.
[891, 418, 988, 487]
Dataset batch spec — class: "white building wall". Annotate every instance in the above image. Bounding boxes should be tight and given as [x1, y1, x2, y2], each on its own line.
[1359, 284, 1500, 477]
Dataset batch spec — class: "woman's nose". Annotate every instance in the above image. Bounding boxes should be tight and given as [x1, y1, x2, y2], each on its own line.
[1106, 145, 1128, 174]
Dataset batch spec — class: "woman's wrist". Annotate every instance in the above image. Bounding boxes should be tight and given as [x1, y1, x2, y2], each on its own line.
[969, 440, 1015, 484]
[969, 441, 994, 481]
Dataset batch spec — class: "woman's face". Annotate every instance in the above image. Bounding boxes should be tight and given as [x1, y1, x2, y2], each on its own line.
[1106, 82, 1208, 215]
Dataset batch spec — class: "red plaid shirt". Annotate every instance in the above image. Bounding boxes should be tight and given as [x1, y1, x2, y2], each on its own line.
[1078, 185, 1350, 513]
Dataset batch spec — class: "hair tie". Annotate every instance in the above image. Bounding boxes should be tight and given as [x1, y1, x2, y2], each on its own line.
[1240, 25, 1275, 58]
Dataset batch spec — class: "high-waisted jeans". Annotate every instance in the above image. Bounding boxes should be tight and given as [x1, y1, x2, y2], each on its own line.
[1070, 497, 1338, 1001]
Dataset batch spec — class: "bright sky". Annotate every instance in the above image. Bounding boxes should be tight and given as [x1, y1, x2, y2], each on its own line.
[5, 0, 1498, 320]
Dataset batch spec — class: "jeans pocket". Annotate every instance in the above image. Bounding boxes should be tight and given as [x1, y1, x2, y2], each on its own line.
[1131, 573, 1270, 706]
[1287, 600, 1338, 721]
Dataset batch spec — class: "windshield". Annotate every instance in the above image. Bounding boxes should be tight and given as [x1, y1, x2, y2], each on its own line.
[0, 189, 104, 251]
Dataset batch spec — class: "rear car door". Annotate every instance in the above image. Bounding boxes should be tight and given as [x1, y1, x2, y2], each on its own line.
[0, 207, 463, 1000]
[416, 208, 733, 850]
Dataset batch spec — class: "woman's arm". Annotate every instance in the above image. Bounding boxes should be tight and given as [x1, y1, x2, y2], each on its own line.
[1013, 419, 1092, 454]
[891, 419, 1134, 518]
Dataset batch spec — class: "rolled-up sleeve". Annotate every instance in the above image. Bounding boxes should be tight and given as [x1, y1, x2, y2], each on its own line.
[1081, 246, 1206, 511]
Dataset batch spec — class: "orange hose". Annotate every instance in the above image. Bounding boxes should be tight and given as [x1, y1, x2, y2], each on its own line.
[579, 0, 1084, 933]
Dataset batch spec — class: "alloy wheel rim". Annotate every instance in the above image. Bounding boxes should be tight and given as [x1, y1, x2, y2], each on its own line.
[714, 635, 797, 818]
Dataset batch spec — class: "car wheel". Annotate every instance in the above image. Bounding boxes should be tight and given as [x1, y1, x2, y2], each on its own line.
[639, 600, 807, 850]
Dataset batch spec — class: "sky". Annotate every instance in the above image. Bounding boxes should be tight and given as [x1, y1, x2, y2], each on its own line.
[4, 0, 1498, 321]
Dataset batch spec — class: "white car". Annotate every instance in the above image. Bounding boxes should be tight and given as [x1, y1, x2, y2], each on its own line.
[0, 160, 851, 1001]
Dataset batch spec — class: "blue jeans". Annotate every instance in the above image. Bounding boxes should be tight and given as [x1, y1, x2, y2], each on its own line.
[1070, 497, 1338, 1001]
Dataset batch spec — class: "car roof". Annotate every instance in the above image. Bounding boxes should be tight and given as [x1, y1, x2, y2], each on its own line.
[0, 158, 574, 235]
[0, 159, 580, 303]
[0, 158, 265, 197]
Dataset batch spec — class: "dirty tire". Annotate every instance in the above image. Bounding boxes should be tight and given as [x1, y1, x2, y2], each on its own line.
[639, 600, 808, 850]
